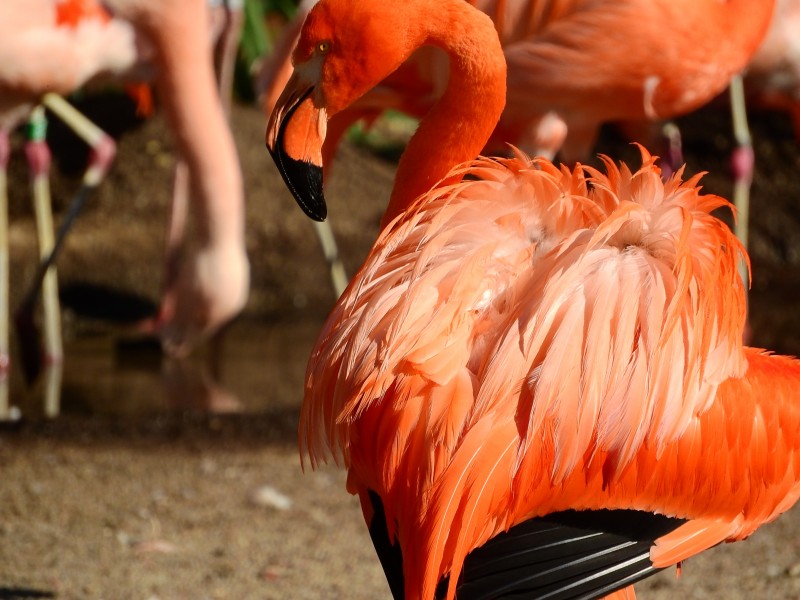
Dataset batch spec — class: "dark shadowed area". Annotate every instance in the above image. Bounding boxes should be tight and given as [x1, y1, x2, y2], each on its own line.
[1, 94, 800, 599]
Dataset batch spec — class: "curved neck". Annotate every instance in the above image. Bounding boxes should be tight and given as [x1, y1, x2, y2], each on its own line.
[381, 0, 507, 228]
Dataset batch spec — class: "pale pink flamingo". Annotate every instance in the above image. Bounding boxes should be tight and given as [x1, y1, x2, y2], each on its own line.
[105, 0, 249, 357]
[1, 0, 250, 419]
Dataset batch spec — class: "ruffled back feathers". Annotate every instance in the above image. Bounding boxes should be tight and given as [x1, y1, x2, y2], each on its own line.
[301, 148, 748, 598]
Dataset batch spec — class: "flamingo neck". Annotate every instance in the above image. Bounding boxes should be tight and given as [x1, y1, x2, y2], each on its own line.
[380, 0, 507, 228]
[134, 1, 245, 247]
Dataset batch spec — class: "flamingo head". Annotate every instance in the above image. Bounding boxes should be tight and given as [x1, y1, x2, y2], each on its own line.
[266, 0, 424, 221]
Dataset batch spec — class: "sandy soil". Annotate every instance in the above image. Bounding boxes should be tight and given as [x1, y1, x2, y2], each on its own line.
[2, 95, 800, 599]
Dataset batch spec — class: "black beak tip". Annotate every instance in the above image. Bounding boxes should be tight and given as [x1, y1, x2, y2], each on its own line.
[272, 150, 327, 222]
[267, 134, 327, 221]
[309, 201, 327, 222]
[294, 161, 327, 222]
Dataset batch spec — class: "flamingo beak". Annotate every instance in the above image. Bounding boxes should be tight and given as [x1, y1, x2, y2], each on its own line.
[266, 71, 328, 221]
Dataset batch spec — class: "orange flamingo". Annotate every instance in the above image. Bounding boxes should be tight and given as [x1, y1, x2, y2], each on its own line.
[266, 1, 800, 598]
[259, 0, 775, 169]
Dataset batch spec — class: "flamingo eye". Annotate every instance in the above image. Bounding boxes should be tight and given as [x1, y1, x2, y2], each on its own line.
[317, 41, 331, 54]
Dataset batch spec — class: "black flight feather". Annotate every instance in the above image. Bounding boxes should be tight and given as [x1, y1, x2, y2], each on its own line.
[367, 491, 685, 600]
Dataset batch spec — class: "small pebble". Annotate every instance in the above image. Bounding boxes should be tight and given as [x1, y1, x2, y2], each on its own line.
[767, 563, 783, 578]
[249, 485, 292, 510]
[132, 539, 178, 555]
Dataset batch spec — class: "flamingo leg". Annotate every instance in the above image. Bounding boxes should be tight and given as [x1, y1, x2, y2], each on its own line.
[41, 94, 116, 179]
[659, 121, 683, 179]
[15, 95, 115, 383]
[26, 106, 62, 369]
[729, 73, 754, 295]
[313, 220, 348, 296]
[212, 0, 244, 117]
[43, 362, 62, 419]
[0, 129, 10, 419]
[160, 160, 190, 324]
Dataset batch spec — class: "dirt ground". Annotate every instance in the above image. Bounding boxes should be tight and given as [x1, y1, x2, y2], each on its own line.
[2, 95, 800, 600]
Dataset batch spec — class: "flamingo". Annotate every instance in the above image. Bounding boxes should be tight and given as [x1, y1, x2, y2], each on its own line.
[698, 0, 800, 297]
[266, 0, 800, 598]
[734, 0, 800, 293]
[2, 0, 250, 365]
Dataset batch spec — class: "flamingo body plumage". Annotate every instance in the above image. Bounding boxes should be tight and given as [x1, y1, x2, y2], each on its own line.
[266, 0, 800, 598]
[0, 0, 137, 120]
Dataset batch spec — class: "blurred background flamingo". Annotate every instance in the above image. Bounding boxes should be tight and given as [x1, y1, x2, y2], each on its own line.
[0, 0, 249, 379]
[99, 0, 251, 357]
[0, 0, 137, 417]
[746, 0, 800, 139]
[0, 0, 253, 421]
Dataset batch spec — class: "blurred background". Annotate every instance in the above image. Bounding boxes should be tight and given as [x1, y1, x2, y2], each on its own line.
[1, 0, 800, 598]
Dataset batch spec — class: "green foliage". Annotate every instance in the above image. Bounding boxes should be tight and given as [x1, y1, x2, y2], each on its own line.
[234, 0, 300, 101]
[347, 111, 420, 162]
